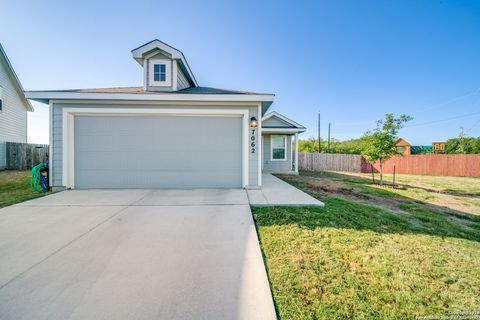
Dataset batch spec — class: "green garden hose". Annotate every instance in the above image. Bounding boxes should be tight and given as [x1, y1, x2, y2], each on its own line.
[31, 162, 49, 193]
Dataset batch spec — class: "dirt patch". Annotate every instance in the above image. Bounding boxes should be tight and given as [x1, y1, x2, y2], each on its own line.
[280, 173, 480, 220]
[281, 174, 459, 219]
[301, 177, 371, 200]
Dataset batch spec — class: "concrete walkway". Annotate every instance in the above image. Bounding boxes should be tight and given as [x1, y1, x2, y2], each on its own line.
[0, 190, 276, 320]
[247, 173, 324, 206]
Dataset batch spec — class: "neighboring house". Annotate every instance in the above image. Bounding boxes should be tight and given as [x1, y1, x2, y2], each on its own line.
[395, 138, 411, 155]
[26, 39, 304, 190]
[0, 43, 34, 169]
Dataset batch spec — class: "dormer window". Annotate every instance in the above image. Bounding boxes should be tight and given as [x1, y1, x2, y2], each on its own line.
[154, 64, 166, 82]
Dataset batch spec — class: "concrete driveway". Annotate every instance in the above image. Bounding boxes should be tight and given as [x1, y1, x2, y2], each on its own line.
[0, 190, 276, 320]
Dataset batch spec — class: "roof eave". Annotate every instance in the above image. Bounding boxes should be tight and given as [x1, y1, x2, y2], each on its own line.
[261, 127, 306, 134]
[262, 111, 305, 129]
[0, 44, 34, 112]
[25, 91, 275, 105]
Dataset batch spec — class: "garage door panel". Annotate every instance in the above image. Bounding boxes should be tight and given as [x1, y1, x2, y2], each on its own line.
[76, 170, 242, 189]
[75, 151, 241, 172]
[74, 115, 243, 189]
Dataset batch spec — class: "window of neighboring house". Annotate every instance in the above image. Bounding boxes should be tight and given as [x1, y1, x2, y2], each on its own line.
[154, 64, 166, 81]
[0, 86, 3, 110]
[396, 146, 406, 151]
[271, 135, 287, 160]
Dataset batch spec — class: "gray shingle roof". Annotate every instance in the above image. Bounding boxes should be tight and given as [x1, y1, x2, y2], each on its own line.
[45, 86, 272, 95]
[177, 87, 270, 95]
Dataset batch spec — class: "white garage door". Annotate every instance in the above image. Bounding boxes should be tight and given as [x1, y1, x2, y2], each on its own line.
[73, 115, 243, 189]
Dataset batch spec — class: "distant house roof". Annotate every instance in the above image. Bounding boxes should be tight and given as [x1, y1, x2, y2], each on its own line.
[0, 43, 33, 111]
[395, 138, 411, 146]
[261, 111, 306, 134]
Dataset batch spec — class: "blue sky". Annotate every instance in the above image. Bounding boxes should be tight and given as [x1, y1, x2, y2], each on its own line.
[1, 0, 479, 144]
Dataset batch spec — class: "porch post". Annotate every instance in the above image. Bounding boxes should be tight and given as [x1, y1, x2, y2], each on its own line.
[295, 132, 299, 174]
[290, 135, 294, 171]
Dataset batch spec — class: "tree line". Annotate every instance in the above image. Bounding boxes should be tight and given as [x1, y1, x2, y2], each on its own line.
[299, 130, 480, 154]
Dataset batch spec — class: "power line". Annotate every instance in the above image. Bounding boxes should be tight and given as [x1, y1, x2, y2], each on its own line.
[309, 88, 480, 138]
[466, 119, 480, 134]
[404, 111, 480, 128]
[413, 87, 480, 114]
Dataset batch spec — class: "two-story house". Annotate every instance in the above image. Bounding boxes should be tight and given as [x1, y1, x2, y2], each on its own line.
[26, 39, 305, 189]
[0, 43, 34, 169]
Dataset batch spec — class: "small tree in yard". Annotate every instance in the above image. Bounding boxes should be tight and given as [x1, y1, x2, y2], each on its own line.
[362, 114, 413, 185]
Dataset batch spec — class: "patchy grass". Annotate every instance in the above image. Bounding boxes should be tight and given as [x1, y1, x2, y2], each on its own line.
[0, 170, 49, 208]
[285, 171, 480, 216]
[253, 172, 480, 319]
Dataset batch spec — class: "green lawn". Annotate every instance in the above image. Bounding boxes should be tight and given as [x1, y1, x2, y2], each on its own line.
[0, 170, 49, 208]
[253, 172, 480, 319]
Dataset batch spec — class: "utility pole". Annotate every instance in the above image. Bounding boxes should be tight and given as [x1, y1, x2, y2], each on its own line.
[327, 122, 331, 153]
[317, 113, 321, 153]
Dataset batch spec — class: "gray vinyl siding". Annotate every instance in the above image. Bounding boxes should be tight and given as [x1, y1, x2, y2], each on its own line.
[51, 103, 260, 188]
[177, 65, 190, 90]
[262, 134, 293, 172]
[0, 57, 28, 144]
[262, 117, 293, 128]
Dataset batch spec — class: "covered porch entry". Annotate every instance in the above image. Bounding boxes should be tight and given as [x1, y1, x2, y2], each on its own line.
[261, 112, 306, 175]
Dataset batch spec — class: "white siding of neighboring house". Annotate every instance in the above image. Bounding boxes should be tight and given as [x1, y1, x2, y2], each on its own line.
[177, 64, 190, 90]
[0, 56, 28, 168]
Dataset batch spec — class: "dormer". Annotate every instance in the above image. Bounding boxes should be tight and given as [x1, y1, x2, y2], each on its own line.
[131, 40, 198, 92]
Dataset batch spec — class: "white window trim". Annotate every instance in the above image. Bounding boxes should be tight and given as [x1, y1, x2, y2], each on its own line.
[148, 59, 171, 87]
[62, 107, 249, 189]
[270, 135, 287, 161]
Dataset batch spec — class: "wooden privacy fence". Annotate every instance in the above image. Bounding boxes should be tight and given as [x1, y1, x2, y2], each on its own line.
[299, 152, 480, 177]
[299, 152, 365, 172]
[5, 142, 49, 170]
[368, 154, 480, 177]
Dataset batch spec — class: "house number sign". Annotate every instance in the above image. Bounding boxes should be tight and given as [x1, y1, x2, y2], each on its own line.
[250, 129, 256, 154]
